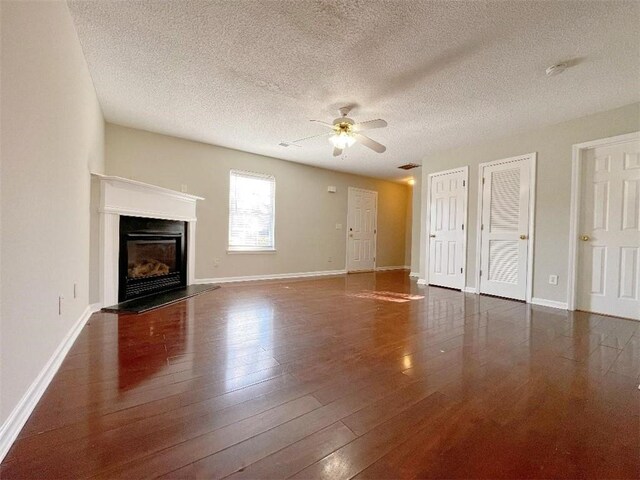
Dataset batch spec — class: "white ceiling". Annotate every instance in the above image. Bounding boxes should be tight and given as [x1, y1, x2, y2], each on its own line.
[67, 0, 640, 180]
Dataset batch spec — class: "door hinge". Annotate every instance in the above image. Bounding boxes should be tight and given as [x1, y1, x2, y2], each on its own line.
[481, 224, 484, 230]
[479, 269, 482, 277]
[460, 267, 463, 274]
[462, 180, 466, 187]
[462, 223, 464, 231]
[374, 229, 377, 234]
[482, 177, 485, 185]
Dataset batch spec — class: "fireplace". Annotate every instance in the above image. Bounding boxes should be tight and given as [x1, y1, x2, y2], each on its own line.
[119, 216, 187, 302]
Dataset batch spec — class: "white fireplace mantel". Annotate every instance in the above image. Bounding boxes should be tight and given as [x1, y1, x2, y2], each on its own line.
[92, 174, 204, 307]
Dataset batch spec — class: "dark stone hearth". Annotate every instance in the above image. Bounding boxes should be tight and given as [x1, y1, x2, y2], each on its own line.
[102, 284, 220, 314]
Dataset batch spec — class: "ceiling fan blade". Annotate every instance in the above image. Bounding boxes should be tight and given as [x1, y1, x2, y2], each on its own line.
[353, 133, 386, 153]
[310, 120, 335, 129]
[333, 147, 343, 157]
[290, 131, 332, 143]
[352, 119, 387, 131]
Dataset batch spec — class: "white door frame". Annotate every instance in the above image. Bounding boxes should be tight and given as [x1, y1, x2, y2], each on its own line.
[346, 187, 378, 272]
[424, 166, 469, 289]
[475, 153, 537, 303]
[567, 131, 640, 311]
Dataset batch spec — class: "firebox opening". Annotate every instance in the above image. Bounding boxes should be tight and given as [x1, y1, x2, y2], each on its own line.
[127, 240, 176, 279]
[119, 216, 187, 302]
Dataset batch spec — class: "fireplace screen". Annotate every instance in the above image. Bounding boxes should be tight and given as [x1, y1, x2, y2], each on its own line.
[119, 216, 187, 302]
[127, 239, 177, 280]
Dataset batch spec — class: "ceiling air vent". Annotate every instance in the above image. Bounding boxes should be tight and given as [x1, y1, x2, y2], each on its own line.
[398, 163, 421, 170]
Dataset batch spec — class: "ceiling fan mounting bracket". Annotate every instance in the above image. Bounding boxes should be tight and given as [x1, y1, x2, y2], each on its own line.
[338, 105, 353, 117]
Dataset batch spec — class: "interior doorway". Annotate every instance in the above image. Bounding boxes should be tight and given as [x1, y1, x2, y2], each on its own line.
[346, 187, 378, 272]
[427, 167, 469, 290]
[569, 132, 640, 320]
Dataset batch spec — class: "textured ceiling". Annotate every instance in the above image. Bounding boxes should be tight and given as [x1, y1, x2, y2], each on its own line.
[67, 0, 640, 180]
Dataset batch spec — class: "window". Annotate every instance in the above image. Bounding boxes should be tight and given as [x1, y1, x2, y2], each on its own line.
[228, 170, 275, 251]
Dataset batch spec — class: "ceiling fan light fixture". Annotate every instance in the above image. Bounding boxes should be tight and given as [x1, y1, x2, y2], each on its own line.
[286, 108, 386, 154]
[329, 131, 356, 149]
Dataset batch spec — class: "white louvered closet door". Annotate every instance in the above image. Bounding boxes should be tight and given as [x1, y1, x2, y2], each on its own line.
[479, 158, 532, 300]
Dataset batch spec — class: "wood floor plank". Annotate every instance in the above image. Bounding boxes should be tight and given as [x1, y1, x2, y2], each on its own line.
[190, 370, 412, 478]
[226, 422, 356, 480]
[12, 375, 299, 460]
[90, 395, 322, 480]
[2, 271, 638, 479]
[290, 391, 448, 480]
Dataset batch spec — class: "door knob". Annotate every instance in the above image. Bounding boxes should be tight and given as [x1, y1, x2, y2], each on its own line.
[581, 235, 590, 241]
[429, 234, 436, 238]
[519, 234, 528, 240]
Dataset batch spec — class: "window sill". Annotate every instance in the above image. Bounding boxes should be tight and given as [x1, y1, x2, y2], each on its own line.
[227, 249, 277, 255]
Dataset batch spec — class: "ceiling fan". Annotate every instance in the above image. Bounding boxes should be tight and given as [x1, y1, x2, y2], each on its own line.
[280, 106, 387, 157]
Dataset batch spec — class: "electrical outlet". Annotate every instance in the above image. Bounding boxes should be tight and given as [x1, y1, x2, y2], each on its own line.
[549, 275, 558, 285]
[181, 184, 188, 193]
[328, 256, 333, 263]
[213, 257, 220, 268]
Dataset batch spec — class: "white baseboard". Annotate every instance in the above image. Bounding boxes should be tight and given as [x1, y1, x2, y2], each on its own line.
[194, 269, 347, 285]
[0, 302, 101, 462]
[530, 297, 568, 310]
[89, 302, 102, 313]
[375, 266, 409, 272]
[414, 281, 478, 293]
[409, 272, 419, 278]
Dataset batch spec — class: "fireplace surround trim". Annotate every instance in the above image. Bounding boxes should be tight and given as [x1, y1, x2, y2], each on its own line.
[92, 174, 204, 307]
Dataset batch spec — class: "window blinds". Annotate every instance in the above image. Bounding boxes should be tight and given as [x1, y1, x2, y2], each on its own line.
[228, 170, 275, 251]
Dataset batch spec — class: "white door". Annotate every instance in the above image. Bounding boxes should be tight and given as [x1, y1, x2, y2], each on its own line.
[428, 168, 468, 289]
[479, 155, 535, 301]
[577, 140, 640, 320]
[347, 188, 377, 272]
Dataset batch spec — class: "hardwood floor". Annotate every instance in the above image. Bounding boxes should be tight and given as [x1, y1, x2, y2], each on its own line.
[2, 271, 639, 479]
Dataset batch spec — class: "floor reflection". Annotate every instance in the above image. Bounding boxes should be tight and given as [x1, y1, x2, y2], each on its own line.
[348, 290, 424, 303]
[6, 271, 639, 479]
[224, 297, 274, 391]
[117, 303, 190, 390]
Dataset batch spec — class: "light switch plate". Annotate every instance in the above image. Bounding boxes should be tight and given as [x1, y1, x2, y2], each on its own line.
[549, 275, 558, 285]
[335, 223, 342, 230]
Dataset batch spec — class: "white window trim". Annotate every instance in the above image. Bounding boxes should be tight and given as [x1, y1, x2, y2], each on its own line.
[226, 248, 277, 254]
[228, 169, 276, 253]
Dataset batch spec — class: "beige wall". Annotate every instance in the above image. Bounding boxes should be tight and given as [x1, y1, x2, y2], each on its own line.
[105, 124, 410, 279]
[414, 102, 640, 304]
[404, 186, 412, 267]
[410, 174, 422, 275]
[1, 1, 104, 424]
